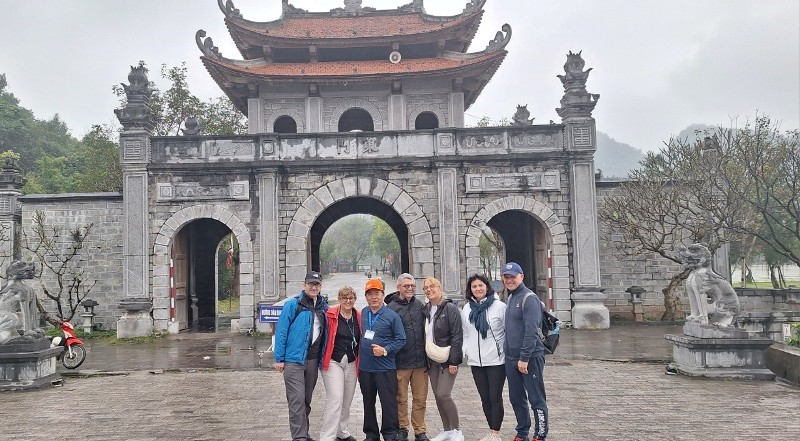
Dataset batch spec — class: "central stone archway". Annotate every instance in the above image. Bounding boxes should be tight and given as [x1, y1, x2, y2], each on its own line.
[284, 176, 432, 295]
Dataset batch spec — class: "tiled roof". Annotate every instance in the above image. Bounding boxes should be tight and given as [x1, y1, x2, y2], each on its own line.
[203, 52, 503, 78]
[231, 13, 476, 40]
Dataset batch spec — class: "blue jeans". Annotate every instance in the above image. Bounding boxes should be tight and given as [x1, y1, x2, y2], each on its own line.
[505, 354, 548, 440]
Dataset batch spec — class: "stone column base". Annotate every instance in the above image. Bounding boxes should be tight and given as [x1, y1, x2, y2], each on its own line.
[117, 298, 153, 338]
[571, 290, 610, 329]
[0, 339, 62, 391]
[665, 323, 776, 380]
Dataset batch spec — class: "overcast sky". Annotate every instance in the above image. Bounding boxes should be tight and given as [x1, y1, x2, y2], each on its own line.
[1, 0, 798, 152]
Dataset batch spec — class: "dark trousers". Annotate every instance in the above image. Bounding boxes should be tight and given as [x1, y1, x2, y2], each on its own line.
[505, 355, 548, 440]
[471, 364, 506, 431]
[359, 369, 399, 441]
[283, 358, 320, 441]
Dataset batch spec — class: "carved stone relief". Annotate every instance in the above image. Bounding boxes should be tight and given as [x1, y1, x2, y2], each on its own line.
[123, 139, 145, 161]
[510, 132, 558, 149]
[465, 171, 560, 193]
[206, 139, 256, 161]
[572, 125, 592, 148]
[156, 181, 250, 201]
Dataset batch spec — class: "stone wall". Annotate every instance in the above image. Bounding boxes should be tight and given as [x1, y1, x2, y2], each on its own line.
[18, 193, 124, 331]
[406, 93, 450, 128]
[596, 180, 687, 319]
[262, 97, 306, 133]
[322, 95, 389, 132]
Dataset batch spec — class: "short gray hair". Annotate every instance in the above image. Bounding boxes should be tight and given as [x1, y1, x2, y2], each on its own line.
[396, 273, 415, 287]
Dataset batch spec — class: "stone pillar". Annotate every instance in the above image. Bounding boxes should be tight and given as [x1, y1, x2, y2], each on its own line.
[449, 92, 465, 128]
[259, 172, 280, 303]
[388, 93, 406, 130]
[436, 167, 460, 297]
[556, 51, 608, 329]
[114, 65, 155, 338]
[0, 159, 24, 276]
[248, 98, 264, 134]
[306, 96, 323, 133]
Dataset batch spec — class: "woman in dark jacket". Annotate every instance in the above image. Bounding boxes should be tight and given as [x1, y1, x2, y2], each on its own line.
[423, 276, 464, 441]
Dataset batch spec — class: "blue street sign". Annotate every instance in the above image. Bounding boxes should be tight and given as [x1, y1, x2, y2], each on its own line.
[258, 304, 283, 323]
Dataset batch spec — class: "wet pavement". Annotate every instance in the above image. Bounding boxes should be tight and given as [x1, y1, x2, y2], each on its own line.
[2, 272, 798, 440]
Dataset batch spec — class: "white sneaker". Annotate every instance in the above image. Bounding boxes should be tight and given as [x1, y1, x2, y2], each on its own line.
[449, 430, 464, 441]
[430, 431, 451, 441]
[478, 434, 501, 441]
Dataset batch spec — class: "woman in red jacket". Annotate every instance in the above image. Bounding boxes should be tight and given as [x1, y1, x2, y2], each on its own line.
[320, 286, 361, 441]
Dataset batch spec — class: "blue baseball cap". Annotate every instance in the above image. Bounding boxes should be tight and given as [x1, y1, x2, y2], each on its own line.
[501, 262, 523, 276]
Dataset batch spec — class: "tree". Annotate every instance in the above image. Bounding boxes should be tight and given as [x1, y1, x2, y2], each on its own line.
[114, 62, 248, 136]
[321, 215, 376, 271]
[21, 210, 96, 325]
[72, 125, 123, 192]
[479, 228, 503, 280]
[599, 138, 731, 320]
[369, 218, 400, 272]
[699, 117, 800, 268]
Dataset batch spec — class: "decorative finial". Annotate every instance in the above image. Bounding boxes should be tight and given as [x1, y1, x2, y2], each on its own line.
[114, 63, 154, 131]
[181, 117, 202, 136]
[555, 51, 599, 121]
[344, 0, 363, 13]
[511, 105, 534, 126]
[196, 30, 222, 60]
[484, 24, 512, 53]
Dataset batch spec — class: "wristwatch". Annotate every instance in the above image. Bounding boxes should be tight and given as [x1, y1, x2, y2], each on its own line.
[382, 348, 388, 357]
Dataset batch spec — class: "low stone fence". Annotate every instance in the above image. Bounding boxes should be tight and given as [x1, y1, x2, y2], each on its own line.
[735, 287, 800, 342]
[766, 344, 800, 385]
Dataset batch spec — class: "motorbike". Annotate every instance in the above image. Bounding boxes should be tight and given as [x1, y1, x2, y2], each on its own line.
[50, 318, 86, 369]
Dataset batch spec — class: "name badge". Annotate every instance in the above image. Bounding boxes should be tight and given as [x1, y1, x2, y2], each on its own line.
[364, 330, 375, 340]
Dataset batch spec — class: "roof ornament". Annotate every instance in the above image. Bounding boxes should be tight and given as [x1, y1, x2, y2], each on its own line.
[511, 105, 534, 126]
[484, 24, 512, 53]
[282, 0, 309, 15]
[397, 0, 424, 13]
[181, 117, 202, 136]
[114, 64, 155, 132]
[556, 51, 600, 120]
[196, 30, 223, 60]
[462, 0, 487, 15]
[344, 0, 363, 14]
[217, 0, 242, 19]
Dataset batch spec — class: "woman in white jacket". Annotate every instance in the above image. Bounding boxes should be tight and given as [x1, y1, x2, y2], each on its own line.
[461, 273, 507, 441]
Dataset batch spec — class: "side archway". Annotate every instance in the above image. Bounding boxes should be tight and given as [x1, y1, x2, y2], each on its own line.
[329, 98, 384, 132]
[152, 204, 255, 332]
[465, 196, 569, 316]
[266, 110, 306, 133]
[408, 106, 446, 129]
[284, 177, 431, 295]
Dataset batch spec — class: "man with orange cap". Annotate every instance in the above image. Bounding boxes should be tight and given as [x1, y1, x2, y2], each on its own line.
[359, 278, 407, 441]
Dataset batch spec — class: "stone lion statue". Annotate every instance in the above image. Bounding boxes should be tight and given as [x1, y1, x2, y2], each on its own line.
[678, 243, 740, 327]
[0, 260, 41, 344]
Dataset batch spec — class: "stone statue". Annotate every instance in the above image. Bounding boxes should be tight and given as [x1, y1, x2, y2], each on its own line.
[512, 105, 534, 126]
[679, 243, 740, 327]
[181, 117, 202, 136]
[0, 260, 41, 344]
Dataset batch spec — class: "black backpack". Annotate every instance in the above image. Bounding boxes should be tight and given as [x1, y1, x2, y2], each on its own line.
[522, 293, 561, 355]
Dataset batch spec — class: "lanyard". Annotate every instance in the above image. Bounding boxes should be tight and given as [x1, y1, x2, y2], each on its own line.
[368, 311, 380, 329]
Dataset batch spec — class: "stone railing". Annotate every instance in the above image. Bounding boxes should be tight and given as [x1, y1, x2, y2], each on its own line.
[149, 125, 567, 164]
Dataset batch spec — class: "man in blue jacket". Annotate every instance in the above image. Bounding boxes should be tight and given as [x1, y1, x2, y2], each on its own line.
[274, 272, 329, 441]
[359, 278, 407, 441]
[502, 262, 548, 441]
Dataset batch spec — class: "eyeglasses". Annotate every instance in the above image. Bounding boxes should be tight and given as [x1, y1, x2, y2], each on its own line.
[339, 297, 356, 302]
[423, 286, 436, 291]
[400, 284, 415, 289]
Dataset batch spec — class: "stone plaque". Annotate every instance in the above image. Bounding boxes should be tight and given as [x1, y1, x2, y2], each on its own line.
[206, 139, 255, 161]
[229, 181, 250, 200]
[459, 133, 506, 152]
[465, 171, 560, 193]
[572, 125, 592, 148]
[156, 181, 250, 201]
[510, 132, 558, 149]
[262, 140, 276, 156]
[436, 133, 455, 153]
[123, 139, 145, 161]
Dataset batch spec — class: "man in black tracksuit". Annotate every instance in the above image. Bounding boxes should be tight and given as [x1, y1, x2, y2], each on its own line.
[502, 262, 548, 441]
[385, 273, 430, 441]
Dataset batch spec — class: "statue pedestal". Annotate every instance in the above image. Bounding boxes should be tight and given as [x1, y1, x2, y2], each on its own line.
[117, 298, 153, 338]
[571, 290, 610, 329]
[0, 339, 62, 391]
[665, 323, 775, 380]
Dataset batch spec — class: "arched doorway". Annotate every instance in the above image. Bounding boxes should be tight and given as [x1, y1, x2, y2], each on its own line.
[414, 111, 439, 129]
[486, 210, 550, 299]
[171, 218, 233, 331]
[309, 197, 409, 273]
[338, 108, 374, 132]
[274, 115, 298, 133]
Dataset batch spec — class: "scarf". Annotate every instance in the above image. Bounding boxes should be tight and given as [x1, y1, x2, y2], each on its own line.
[468, 294, 495, 339]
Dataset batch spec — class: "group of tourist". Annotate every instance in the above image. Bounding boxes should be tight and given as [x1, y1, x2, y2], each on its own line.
[272, 262, 550, 441]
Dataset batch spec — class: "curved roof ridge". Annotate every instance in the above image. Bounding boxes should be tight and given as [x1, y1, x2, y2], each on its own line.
[218, 0, 486, 29]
